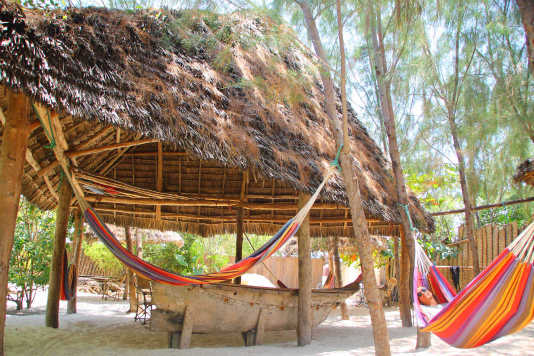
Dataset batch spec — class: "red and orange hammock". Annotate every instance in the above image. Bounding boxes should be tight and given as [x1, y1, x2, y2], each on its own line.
[413, 221, 534, 348]
[82, 169, 334, 286]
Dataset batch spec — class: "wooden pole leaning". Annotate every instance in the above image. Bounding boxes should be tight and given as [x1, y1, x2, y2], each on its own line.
[46, 176, 73, 328]
[67, 210, 84, 314]
[0, 90, 31, 356]
[297, 193, 312, 346]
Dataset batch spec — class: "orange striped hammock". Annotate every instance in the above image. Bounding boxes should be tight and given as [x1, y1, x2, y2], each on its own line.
[413, 221, 534, 348]
[82, 169, 334, 286]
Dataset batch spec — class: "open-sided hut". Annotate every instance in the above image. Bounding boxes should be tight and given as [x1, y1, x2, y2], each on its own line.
[0, 2, 433, 350]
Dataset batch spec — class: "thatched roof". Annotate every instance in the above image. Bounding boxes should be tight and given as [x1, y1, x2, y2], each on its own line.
[514, 158, 534, 187]
[0, 3, 434, 237]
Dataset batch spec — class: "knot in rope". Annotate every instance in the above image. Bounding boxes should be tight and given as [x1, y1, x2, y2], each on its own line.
[330, 144, 343, 172]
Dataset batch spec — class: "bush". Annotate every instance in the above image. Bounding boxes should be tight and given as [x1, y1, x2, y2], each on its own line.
[83, 241, 124, 277]
[9, 198, 55, 309]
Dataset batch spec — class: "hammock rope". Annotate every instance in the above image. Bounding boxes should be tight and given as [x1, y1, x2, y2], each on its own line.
[413, 221, 534, 348]
[82, 167, 336, 286]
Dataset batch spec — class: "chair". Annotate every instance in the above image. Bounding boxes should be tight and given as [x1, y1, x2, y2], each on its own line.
[134, 277, 152, 325]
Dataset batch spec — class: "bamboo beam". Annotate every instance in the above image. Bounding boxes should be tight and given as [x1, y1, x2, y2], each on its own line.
[68, 139, 158, 158]
[297, 192, 312, 346]
[123, 152, 188, 157]
[431, 197, 534, 216]
[37, 138, 158, 177]
[46, 177, 73, 328]
[85, 195, 237, 207]
[0, 91, 31, 354]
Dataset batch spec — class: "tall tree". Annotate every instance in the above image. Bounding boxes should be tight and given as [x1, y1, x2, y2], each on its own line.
[420, 1, 481, 275]
[295, 1, 391, 354]
[516, 0, 534, 75]
[365, 0, 418, 327]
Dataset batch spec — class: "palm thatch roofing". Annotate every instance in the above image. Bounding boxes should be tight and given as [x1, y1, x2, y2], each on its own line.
[0, 2, 434, 237]
[514, 158, 534, 187]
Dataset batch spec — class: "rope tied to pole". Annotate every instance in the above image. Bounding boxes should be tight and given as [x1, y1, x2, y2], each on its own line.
[399, 203, 417, 232]
[330, 144, 343, 172]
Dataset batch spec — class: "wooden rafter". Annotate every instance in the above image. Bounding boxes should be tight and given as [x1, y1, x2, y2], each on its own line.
[38, 137, 157, 177]
[33, 104, 87, 207]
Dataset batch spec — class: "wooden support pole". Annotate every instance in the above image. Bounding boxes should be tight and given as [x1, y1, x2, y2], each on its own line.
[234, 208, 244, 285]
[156, 142, 163, 221]
[234, 171, 247, 285]
[399, 228, 412, 327]
[416, 327, 431, 349]
[46, 176, 73, 328]
[67, 210, 84, 314]
[333, 236, 349, 320]
[0, 90, 31, 356]
[297, 193, 312, 346]
[125, 227, 136, 312]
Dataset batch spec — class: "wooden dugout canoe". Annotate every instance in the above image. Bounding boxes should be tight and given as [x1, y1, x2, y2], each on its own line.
[151, 282, 359, 348]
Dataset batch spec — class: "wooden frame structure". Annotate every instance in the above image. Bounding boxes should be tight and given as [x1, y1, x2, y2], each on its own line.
[0, 4, 434, 353]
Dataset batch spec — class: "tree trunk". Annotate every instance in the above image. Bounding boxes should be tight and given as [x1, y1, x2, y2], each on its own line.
[0, 90, 31, 356]
[446, 109, 480, 275]
[367, 0, 414, 327]
[125, 227, 136, 313]
[234, 208, 244, 285]
[135, 229, 143, 258]
[67, 210, 84, 314]
[297, 193, 312, 346]
[517, 0, 534, 75]
[399, 229, 412, 326]
[297, 2, 392, 354]
[46, 176, 73, 328]
[333, 236, 348, 320]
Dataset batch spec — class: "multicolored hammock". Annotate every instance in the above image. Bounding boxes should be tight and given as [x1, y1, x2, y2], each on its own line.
[83, 168, 334, 286]
[413, 221, 534, 348]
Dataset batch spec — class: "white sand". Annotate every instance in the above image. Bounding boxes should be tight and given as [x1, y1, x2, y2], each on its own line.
[5, 289, 534, 356]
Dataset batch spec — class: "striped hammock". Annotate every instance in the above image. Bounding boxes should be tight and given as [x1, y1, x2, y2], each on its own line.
[83, 169, 334, 286]
[413, 221, 534, 348]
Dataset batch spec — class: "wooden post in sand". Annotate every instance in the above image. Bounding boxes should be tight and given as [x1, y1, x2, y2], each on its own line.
[67, 210, 84, 314]
[234, 170, 247, 285]
[46, 177, 73, 328]
[333, 236, 349, 320]
[125, 226, 136, 312]
[0, 90, 31, 355]
[416, 328, 431, 349]
[297, 193, 312, 346]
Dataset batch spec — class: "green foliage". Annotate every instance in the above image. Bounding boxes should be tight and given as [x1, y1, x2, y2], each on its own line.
[418, 237, 458, 261]
[83, 241, 124, 277]
[143, 234, 220, 274]
[9, 198, 55, 309]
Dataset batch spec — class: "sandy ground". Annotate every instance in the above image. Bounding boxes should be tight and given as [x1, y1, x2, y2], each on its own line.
[5, 289, 534, 356]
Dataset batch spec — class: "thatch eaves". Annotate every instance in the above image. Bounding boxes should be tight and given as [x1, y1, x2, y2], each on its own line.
[514, 158, 534, 187]
[0, 3, 434, 236]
